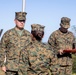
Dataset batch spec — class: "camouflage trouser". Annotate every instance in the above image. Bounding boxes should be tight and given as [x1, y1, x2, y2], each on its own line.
[51, 65, 59, 75]
[28, 72, 51, 75]
[27, 69, 51, 75]
[5, 70, 18, 75]
[58, 65, 72, 75]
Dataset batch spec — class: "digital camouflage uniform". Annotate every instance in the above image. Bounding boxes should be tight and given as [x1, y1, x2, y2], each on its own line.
[48, 17, 75, 75]
[0, 12, 31, 75]
[19, 24, 58, 75]
[0, 41, 5, 75]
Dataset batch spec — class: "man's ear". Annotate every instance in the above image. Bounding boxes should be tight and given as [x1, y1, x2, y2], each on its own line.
[14, 19, 16, 24]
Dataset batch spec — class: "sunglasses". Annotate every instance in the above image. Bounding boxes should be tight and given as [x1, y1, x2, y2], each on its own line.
[18, 20, 25, 23]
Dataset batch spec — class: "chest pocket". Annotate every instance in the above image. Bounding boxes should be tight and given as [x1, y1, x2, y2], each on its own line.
[56, 34, 73, 49]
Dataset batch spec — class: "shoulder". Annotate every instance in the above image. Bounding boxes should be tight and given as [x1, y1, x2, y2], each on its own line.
[27, 42, 44, 51]
[49, 30, 59, 39]
[68, 31, 74, 37]
[52, 30, 60, 35]
[23, 30, 31, 38]
[68, 31, 74, 34]
[49, 30, 59, 36]
[2, 28, 14, 37]
[40, 43, 51, 51]
[23, 29, 30, 34]
[42, 43, 54, 56]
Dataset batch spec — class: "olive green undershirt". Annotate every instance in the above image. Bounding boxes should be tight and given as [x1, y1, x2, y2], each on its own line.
[16, 29, 24, 36]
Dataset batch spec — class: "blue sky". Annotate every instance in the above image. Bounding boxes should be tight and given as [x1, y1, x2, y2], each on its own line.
[0, 0, 76, 42]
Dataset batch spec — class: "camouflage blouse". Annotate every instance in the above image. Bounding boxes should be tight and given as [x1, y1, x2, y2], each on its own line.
[19, 40, 56, 75]
[0, 27, 31, 71]
[48, 29, 75, 65]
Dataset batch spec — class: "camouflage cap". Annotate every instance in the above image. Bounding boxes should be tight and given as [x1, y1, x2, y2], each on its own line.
[60, 17, 71, 28]
[31, 24, 45, 31]
[15, 12, 27, 20]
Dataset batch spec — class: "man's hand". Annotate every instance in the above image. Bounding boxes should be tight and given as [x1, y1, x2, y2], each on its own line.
[2, 66, 6, 72]
[58, 49, 64, 55]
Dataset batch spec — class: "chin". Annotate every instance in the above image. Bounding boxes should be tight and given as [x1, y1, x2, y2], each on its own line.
[19, 26, 24, 28]
[19, 27, 24, 30]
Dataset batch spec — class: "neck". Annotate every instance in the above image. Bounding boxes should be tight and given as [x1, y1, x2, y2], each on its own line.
[59, 28, 68, 33]
[15, 26, 24, 31]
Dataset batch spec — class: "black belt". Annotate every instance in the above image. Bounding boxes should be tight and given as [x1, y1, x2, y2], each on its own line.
[6, 70, 18, 73]
[57, 53, 72, 58]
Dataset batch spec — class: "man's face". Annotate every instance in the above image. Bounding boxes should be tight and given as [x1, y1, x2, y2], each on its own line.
[14, 19, 25, 29]
[60, 26, 68, 33]
[31, 31, 44, 41]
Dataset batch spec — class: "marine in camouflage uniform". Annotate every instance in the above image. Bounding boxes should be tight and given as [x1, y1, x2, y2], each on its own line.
[0, 12, 31, 75]
[48, 17, 75, 75]
[19, 24, 58, 75]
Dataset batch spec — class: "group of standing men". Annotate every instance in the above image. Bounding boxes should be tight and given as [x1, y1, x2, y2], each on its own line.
[0, 11, 75, 75]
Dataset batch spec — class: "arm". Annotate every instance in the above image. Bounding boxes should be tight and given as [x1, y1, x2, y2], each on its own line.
[0, 32, 9, 68]
[48, 33, 56, 49]
[49, 49, 59, 73]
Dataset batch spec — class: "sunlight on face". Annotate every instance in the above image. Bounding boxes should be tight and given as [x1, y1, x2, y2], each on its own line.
[15, 19, 25, 29]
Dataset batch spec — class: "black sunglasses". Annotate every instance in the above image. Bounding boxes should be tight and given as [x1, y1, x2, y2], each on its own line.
[18, 20, 25, 23]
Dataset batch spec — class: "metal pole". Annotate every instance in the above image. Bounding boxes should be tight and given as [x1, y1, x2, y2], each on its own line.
[22, 0, 25, 12]
[0, 29, 3, 37]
